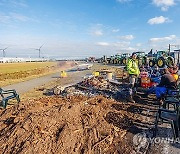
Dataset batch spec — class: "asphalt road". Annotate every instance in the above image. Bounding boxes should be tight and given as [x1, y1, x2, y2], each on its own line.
[2, 68, 92, 95]
[2, 72, 62, 95]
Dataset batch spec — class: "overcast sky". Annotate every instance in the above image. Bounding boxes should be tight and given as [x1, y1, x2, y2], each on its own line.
[0, 0, 180, 58]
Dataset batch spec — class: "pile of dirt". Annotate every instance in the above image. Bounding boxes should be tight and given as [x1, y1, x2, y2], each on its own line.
[0, 95, 138, 154]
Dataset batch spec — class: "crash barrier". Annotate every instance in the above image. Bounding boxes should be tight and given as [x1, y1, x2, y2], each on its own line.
[0, 88, 20, 109]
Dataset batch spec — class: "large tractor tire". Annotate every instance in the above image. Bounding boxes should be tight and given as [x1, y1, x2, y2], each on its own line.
[143, 57, 147, 66]
[113, 59, 116, 64]
[166, 56, 174, 67]
[138, 58, 143, 67]
[122, 58, 127, 65]
[149, 60, 155, 67]
[157, 57, 166, 68]
[117, 59, 121, 64]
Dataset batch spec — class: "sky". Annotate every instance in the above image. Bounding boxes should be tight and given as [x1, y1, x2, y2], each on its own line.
[0, 0, 180, 59]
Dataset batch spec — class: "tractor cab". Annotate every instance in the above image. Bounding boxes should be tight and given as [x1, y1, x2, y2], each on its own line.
[121, 53, 130, 58]
[156, 51, 168, 58]
[134, 51, 146, 58]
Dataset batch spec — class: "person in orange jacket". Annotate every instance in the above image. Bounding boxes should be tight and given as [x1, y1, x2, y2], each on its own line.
[169, 64, 179, 81]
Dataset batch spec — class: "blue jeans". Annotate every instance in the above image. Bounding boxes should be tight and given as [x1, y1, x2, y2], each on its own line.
[147, 87, 167, 99]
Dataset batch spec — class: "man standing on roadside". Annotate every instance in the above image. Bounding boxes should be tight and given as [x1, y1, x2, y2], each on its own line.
[127, 52, 140, 103]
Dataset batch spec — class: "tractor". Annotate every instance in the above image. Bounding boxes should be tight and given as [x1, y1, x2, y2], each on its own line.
[110, 54, 121, 64]
[120, 53, 130, 65]
[133, 51, 147, 67]
[99, 55, 111, 64]
[148, 51, 174, 68]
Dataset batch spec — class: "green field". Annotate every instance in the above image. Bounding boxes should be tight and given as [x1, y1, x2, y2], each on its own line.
[0, 62, 57, 74]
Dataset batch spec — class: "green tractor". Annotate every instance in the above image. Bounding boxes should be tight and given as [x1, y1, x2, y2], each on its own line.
[111, 54, 122, 64]
[100, 55, 111, 64]
[120, 53, 130, 65]
[133, 51, 147, 67]
[148, 51, 174, 68]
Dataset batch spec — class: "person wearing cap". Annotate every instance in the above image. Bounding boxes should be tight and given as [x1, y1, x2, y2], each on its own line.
[126, 52, 140, 103]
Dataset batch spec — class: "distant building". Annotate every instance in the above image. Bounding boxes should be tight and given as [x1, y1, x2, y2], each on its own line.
[0, 57, 49, 63]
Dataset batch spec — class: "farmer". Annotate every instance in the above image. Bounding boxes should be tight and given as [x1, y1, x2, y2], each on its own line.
[145, 68, 177, 103]
[126, 52, 140, 103]
[169, 64, 179, 81]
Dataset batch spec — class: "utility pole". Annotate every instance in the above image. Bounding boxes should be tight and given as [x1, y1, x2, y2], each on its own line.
[168, 44, 171, 54]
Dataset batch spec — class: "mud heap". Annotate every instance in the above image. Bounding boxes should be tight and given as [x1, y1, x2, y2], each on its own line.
[58, 76, 121, 98]
[0, 95, 139, 154]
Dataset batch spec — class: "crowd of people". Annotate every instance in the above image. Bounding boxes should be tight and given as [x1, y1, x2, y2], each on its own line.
[126, 52, 179, 103]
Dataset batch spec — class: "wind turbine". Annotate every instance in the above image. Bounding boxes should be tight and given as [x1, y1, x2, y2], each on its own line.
[0, 47, 9, 57]
[33, 44, 44, 58]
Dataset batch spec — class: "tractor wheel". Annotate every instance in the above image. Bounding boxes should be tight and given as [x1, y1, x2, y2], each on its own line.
[122, 58, 127, 65]
[157, 57, 166, 68]
[166, 56, 174, 67]
[149, 60, 155, 67]
[138, 59, 143, 67]
[143, 57, 147, 66]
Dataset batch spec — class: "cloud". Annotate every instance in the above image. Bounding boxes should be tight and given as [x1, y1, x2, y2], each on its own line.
[136, 43, 142, 47]
[0, 12, 37, 23]
[152, 0, 175, 11]
[118, 35, 134, 40]
[11, 0, 28, 8]
[89, 24, 104, 36]
[117, 0, 132, 3]
[112, 29, 120, 33]
[96, 42, 110, 46]
[148, 35, 178, 51]
[0, 0, 28, 8]
[0, 0, 28, 9]
[0, 14, 11, 23]
[148, 16, 171, 25]
[113, 41, 130, 47]
[92, 30, 103, 36]
[149, 35, 176, 43]
[10, 13, 33, 22]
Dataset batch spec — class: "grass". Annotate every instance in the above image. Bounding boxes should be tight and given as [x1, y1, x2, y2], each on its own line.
[0, 62, 56, 74]
[0, 62, 58, 87]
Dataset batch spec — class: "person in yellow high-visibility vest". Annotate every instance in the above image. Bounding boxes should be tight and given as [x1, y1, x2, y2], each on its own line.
[126, 53, 140, 103]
